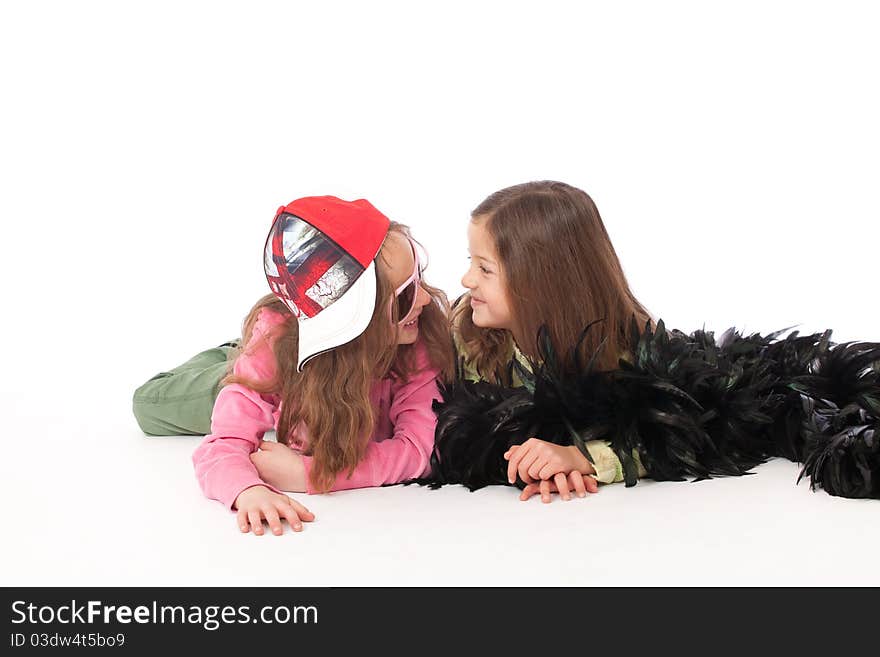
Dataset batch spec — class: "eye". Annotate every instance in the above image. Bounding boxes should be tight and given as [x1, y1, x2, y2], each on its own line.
[468, 256, 492, 275]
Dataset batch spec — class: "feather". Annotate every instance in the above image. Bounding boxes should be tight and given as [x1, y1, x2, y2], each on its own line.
[413, 378, 538, 491]
[416, 316, 880, 500]
[798, 395, 879, 498]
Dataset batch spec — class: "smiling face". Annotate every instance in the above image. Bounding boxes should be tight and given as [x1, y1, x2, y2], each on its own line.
[461, 217, 513, 330]
[379, 230, 432, 345]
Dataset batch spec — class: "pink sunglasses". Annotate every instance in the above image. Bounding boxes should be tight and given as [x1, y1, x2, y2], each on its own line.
[389, 237, 424, 325]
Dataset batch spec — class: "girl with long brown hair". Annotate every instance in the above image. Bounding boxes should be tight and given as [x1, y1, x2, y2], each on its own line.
[443, 180, 653, 501]
[431, 180, 880, 503]
[144, 196, 454, 535]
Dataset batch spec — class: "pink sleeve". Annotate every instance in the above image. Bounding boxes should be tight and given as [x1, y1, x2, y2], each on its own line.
[300, 346, 442, 493]
[191, 309, 288, 509]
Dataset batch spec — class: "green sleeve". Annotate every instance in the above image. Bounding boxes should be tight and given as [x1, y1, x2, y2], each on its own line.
[453, 329, 482, 383]
[584, 440, 648, 484]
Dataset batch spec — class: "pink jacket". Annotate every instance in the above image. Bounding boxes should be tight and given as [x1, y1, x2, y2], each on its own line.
[192, 308, 442, 509]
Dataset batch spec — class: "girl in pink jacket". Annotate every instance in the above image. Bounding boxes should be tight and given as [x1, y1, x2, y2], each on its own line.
[192, 196, 454, 536]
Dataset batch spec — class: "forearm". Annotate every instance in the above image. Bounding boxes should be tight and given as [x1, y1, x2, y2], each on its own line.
[300, 428, 432, 493]
[194, 383, 282, 508]
[192, 436, 283, 508]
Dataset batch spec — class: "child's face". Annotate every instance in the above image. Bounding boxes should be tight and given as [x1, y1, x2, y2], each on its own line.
[382, 231, 432, 345]
[461, 218, 513, 330]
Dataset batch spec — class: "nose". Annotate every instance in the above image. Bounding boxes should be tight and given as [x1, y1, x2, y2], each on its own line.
[416, 283, 431, 309]
[461, 266, 476, 290]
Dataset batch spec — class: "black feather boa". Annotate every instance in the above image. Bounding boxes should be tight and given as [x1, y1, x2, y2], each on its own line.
[418, 319, 880, 499]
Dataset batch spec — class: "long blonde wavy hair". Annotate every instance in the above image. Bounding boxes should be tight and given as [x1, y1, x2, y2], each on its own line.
[454, 181, 654, 383]
[225, 222, 454, 492]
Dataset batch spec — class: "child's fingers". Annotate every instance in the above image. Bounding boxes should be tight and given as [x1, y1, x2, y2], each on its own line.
[522, 480, 568, 503]
[236, 508, 250, 533]
[288, 499, 315, 522]
[583, 474, 599, 494]
[540, 479, 553, 503]
[258, 440, 275, 451]
[529, 457, 552, 481]
[262, 506, 284, 536]
[248, 509, 265, 536]
[569, 472, 587, 498]
[519, 483, 540, 501]
[503, 445, 520, 461]
[278, 503, 305, 532]
[554, 472, 571, 501]
[507, 444, 527, 483]
[550, 472, 571, 502]
[537, 462, 561, 481]
[507, 439, 538, 483]
[515, 450, 540, 485]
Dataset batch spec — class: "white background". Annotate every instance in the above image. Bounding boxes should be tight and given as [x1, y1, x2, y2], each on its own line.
[1, 0, 878, 586]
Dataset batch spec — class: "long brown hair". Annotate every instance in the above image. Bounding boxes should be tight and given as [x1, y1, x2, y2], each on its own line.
[454, 181, 654, 382]
[225, 222, 454, 493]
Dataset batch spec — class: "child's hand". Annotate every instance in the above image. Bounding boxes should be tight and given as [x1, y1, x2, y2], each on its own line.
[504, 439, 595, 484]
[519, 472, 599, 503]
[233, 485, 315, 535]
[250, 440, 307, 492]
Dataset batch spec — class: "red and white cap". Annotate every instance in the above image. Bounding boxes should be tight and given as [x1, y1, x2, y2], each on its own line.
[263, 196, 391, 371]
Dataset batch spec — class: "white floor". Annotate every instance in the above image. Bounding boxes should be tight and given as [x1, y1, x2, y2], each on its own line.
[3, 0, 879, 592]
[4, 391, 878, 588]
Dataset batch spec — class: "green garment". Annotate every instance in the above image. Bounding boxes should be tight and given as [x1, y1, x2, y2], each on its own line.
[132, 341, 238, 436]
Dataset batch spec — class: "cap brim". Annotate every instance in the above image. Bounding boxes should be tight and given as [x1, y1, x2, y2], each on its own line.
[296, 261, 379, 372]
